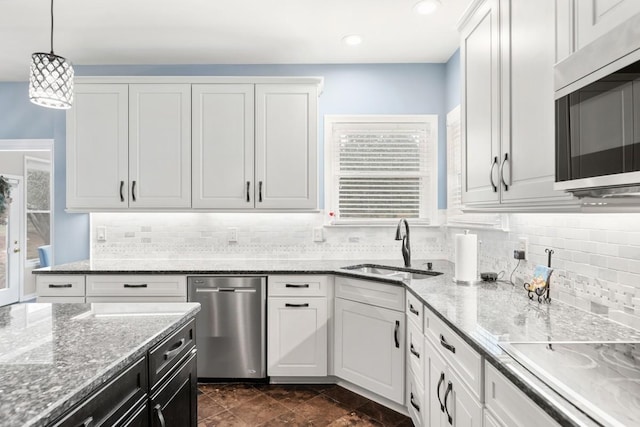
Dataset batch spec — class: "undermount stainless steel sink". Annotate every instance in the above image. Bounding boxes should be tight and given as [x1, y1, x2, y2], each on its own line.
[342, 264, 441, 280]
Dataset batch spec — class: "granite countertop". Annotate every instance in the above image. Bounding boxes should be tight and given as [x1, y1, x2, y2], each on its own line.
[0, 302, 200, 427]
[33, 258, 640, 425]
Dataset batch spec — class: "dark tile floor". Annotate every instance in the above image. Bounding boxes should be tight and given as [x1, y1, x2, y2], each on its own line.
[197, 383, 413, 427]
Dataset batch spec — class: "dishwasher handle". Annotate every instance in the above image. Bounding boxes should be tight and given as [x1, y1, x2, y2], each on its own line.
[194, 287, 257, 293]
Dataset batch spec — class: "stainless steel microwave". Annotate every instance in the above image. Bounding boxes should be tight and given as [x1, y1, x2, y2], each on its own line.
[555, 61, 640, 197]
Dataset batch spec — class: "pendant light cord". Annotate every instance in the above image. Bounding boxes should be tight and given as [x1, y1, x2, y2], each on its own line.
[50, 0, 54, 54]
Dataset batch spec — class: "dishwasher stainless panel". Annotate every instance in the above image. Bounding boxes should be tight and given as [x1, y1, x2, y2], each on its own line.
[187, 276, 266, 379]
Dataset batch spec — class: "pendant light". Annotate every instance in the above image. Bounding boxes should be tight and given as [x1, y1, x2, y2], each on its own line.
[29, 0, 74, 109]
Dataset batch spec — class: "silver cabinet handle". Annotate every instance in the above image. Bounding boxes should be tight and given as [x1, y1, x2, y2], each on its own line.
[500, 152, 509, 191]
[490, 156, 498, 192]
[154, 404, 166, 427]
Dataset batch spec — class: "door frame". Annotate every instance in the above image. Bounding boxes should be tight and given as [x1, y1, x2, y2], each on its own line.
[0, 174, 23, 306]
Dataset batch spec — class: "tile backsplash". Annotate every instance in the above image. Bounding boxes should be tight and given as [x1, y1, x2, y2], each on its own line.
[91, 211, 640, 330]
[90, 212, 445, 262]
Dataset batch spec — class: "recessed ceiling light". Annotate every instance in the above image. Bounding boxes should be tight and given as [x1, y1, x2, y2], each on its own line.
[413, 0, 442, 15]
[342, 34, 363, 46]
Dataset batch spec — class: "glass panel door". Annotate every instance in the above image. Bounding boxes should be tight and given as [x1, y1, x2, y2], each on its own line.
[0, 177, 21, 307]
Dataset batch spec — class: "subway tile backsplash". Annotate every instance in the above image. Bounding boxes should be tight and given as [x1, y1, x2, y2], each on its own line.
[91, 211, 640, 330]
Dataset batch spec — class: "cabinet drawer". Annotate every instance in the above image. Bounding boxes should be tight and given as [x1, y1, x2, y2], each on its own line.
[149, 319, 196, 390]
[54, 357, 148, 427]
[268, 275, 328, 297]
[424, 306, 482, 400]
[407, 318, 424, 386]
[36, 275, 85, 297]
[37, 296, 85, 303]
[86, 296, 186, 303]
[406, 292, 423, 331]
[485, 363, 559, 427]
[335, 277, 404, 311]
[407, 372, 425, 427]
[122, 402, 149, 427]
[86, 275, 186, 297]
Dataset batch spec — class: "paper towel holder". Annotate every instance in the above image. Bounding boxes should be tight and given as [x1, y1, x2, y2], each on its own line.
[453, 230, 481, 285]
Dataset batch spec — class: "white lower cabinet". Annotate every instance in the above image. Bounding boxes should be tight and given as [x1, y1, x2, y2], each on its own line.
[426, 338, 482, 427]
[85, 275, 186, 302]
[267, 297, 327, 376]
[334, 296, 405, 404]
[36, 275, 86, 302]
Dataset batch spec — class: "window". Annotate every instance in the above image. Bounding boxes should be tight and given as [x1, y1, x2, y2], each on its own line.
[25, 157, 51, 264]
[325, 115, 438, 224]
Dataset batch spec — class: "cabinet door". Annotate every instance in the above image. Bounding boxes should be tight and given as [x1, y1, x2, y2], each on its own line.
[267, 297, 327, 376]
[427, 338, 448, 427]
[555, 0, 574, 63]
[129, 84, 191, 208]
[460, 0, 501, 205]
[576, 0, 640, 50]
[192, 84, 255, 208]
[448, 370, 483, 427]
[150, 351, 197, 427]
[334, 298, 404, 404]
[255, 84, 318, 209]
[67, 84, 129, 209]
[500, 0, 572, 204]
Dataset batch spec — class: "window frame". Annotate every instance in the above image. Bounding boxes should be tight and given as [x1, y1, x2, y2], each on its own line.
[324, 114, 439, 226]
[24, 155, 52, 266]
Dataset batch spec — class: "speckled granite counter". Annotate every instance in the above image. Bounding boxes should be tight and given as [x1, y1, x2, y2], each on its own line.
[33, 259, 640, 426]
[0, 302, 200, 427]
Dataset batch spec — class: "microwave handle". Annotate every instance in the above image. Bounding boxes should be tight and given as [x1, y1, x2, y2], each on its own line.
[490, 156, 498, 192]
[500, 153, 509, 191]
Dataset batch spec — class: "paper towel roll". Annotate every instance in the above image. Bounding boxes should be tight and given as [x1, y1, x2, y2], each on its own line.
[454, 231, 477, 282]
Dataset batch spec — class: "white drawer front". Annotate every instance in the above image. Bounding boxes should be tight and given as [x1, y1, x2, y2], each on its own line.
[85, 296, 186, 303]
[424, 306, 483, 400]
[335, 277, 404, 311]
[36, 275, 85, 297]
[485, 363, 559, 427]
[268, 275, 328, 297]
[407, 318, 424, 386]
[86, 275, 186, 297]
[407, 371, 425, 427]
[37, 296, 85, 303]
[406, 292, 423, 331]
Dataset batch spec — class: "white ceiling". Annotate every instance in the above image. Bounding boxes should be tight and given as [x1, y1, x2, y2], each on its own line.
[0, 0, 472, 81]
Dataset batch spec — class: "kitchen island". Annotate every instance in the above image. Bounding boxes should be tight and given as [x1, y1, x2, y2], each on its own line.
[0, 302, 200, 427]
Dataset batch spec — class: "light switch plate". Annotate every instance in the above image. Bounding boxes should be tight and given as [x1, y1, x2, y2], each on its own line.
[96, 226, 107, 242]
[313, 227, 324, 242]
[227, 227, 238, 243]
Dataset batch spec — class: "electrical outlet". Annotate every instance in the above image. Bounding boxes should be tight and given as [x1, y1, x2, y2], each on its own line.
[96, 226, 107, 242]
[227, 227, 238, 243]
[518, 237, 528, 260]
[313, 227, 324, 242]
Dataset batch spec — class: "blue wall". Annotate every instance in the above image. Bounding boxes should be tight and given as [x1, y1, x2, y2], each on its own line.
[1, 61, 461, 263]
[445, 49, 461, 113]
[0, 83, 90, 265]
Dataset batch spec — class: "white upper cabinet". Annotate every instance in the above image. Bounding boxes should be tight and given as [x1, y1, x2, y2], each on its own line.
[192, 84, 255, 209]
[575, 0, 640, 51]
[460, 0, 574, 210]
[255, 84, 318, 209]
[67, 84, 129, 210]
[129, 84, 191, 208]
[460, 0, 501, 205]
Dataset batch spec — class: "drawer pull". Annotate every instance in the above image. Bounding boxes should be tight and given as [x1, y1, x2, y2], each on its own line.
[124, 283, 148, 288]
[490, 156, 498, 192]
[410, 343, 420, 359]
[164, 338, 186, 360]
[408, 303, 419, 316]
[259, 181, 263, 202]
[285, 303, 309, 308]
[437, 372, 445, 411]
[444, 381, 453, 425]
[119, 180, 125, 202]
[410, 392, 420, 412]
[440, 334, 456, 354]
[80, 416, 93, 427]
[131, 180, 137, 202]
[285, 283, 310, 288]
[394, 320, 400, 348]
[154, 404, 166, 427]
[49, 283, 72, 288]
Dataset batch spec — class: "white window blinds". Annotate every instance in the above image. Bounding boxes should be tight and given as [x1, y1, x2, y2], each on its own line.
[327, 116, 438, 223]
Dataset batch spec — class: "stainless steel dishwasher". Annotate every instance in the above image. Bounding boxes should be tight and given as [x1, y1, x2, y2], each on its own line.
[187, 276, 266, 379]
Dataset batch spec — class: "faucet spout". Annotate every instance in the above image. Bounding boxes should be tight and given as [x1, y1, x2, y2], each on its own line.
[395, 218, 411, 267]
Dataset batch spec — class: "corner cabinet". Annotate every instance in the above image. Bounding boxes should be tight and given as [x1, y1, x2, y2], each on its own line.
[68, 77, 321, 212]
[460, 0, 574, 210]
[67, 83, 191, 210]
